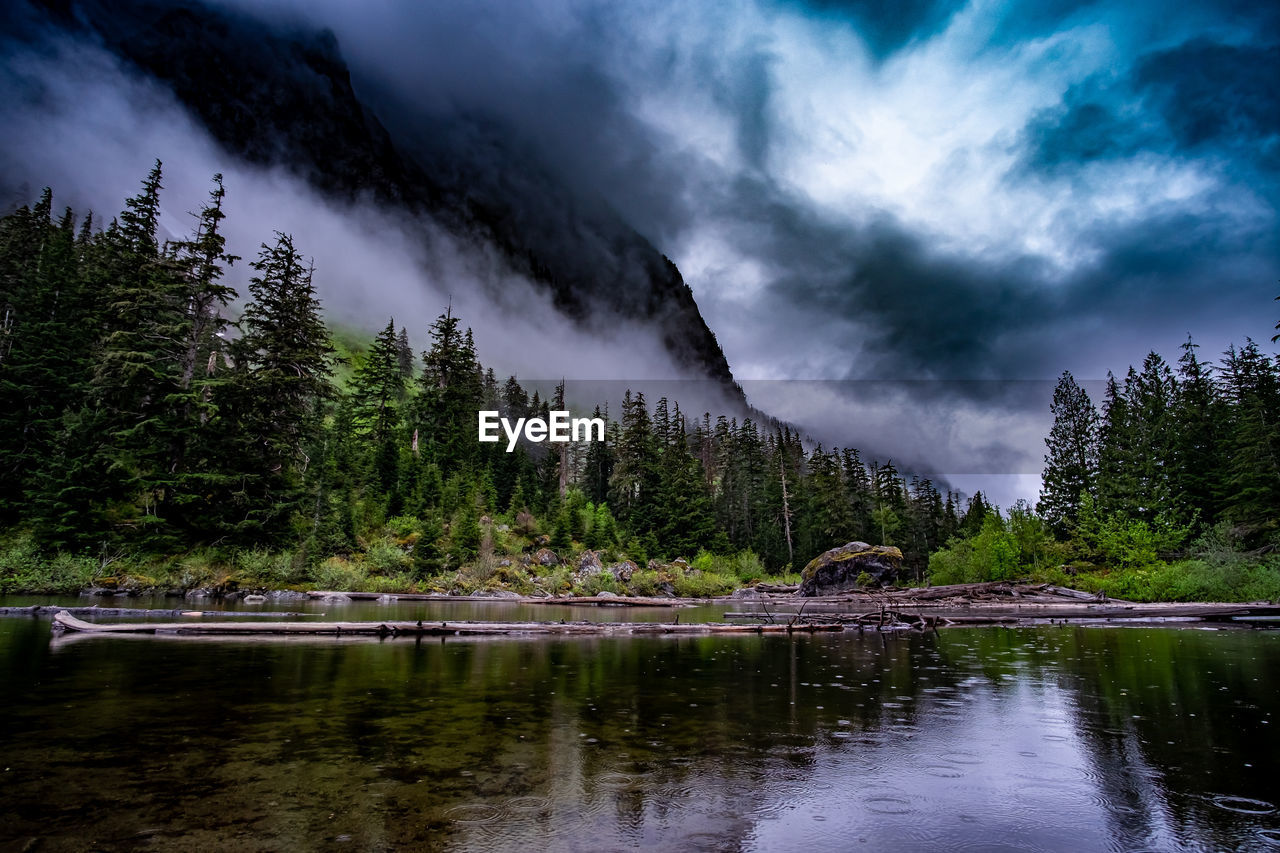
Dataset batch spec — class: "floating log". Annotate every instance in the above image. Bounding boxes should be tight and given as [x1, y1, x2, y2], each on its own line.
[307, 590, 693, 607]
[0, 605, 312, 619]
[522, 595, 695, 608]
[50, 611, 843, 638]
[722, 600, 1280, 625]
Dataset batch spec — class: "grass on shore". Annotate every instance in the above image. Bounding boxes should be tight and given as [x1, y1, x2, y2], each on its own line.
[0, 530, 802, 599]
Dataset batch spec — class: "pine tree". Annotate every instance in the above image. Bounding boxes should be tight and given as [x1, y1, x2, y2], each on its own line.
[89, 163, 196, 538]
[610, 390, 659, 530]
[1171, 338, 1224, 530]
[162, 175, 241, 532]
[1096, 372, 1138, 518]
[353, 319, 407, 439]
[1220, 341, 1280, 531]
[228, 232, 335, 540]
[412, 307, 483, 473]
[395, 326, 414, 381]
[1039, 371, 1099, 533]
[0, 193, 97, 521]
[1128, 352, 1178, 520]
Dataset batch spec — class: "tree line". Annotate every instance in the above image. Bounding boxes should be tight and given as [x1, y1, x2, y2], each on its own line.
[1041, 338, 1280, 547]
[1, 165, 1000, 578]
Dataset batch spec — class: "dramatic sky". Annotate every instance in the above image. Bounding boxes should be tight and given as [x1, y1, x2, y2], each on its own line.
[3, 0, 1278, 506]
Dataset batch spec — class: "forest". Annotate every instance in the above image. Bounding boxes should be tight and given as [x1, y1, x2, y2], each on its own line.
[1, 165, 1278, 601]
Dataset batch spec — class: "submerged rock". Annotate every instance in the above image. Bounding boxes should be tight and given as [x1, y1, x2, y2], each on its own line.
[797, 542, 904, 596]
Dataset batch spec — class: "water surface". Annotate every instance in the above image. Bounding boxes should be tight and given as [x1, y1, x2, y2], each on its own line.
[1, 600, 1277, 851]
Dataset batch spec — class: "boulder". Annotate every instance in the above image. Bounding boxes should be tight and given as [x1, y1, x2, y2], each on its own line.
[609, 560, 638, 583]
[670, 557, 690, 572]
[577, 551, 604, 575]
[797, 542, 903, 597]
[533, 548, 560, 567]
[732, 587, 760, 600]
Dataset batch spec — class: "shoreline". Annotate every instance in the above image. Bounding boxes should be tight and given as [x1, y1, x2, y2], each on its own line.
[6, 580, 1278, 631]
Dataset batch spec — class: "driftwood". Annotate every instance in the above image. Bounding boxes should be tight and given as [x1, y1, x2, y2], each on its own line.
[751, 582, 800, 594]
[0, 605, 311, 619]
[724, 600, 1280, 626]
[50, 611, 844, 638]
[306, 591, 692, 608]
[882, 581, 1117, 603]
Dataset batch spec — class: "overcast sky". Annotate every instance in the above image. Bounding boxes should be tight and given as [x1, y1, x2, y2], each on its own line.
[3, 0, 1278, 507]
[231, 0, 1279, 377]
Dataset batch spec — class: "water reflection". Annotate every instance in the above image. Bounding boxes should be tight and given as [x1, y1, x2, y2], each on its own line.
[1, 615, 1277, 851]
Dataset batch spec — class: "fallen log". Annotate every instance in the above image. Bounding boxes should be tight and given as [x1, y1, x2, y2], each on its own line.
[50, 611, 843, 638]
[306, 591, 692, 607]
[522, 595, 694, 608]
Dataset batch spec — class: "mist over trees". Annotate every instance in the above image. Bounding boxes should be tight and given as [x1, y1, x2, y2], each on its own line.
[2, 167, 1276, 601]
[0, 167, 979, 586]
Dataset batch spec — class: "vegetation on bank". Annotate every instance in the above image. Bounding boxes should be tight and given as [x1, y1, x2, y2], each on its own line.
[1, 165, 1277, 603]
[0, 524, 798, 599]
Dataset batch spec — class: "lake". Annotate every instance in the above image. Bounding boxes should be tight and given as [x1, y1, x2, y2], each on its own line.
[1, 596, 1277, 851]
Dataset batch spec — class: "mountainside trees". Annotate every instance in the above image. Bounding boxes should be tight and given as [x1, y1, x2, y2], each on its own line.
[3, 167, 1275, 599]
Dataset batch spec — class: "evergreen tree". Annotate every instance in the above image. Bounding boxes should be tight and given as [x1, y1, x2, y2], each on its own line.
[1096, 372, 1138, 518]
[0, 193, 97, 521]
[1171, 338, 1225, 530]
[352, 318, 408, 444]
[1128, 352, 1178, 521]
[228, 232, 335, 540]
[1220, 341, 1280, 531]
[412, 307, 483, 473]
[395, 326, 414, 382]
[1039, 371, 1099, 533]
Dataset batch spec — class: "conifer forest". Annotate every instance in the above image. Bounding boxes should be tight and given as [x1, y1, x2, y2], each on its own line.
[2, 167, 1278, 601]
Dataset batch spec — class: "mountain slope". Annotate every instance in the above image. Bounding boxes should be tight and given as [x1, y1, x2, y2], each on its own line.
[21, 0, 741, 392]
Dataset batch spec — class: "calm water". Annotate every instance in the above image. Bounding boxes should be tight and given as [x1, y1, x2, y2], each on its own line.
[1, 599, 1278, 852]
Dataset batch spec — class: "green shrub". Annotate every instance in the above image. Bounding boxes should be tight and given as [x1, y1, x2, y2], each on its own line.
[312, 557, 368, 591]
[0, 534, 98, 593]
[577, 571, 619, 596]
[366, 540, 410, 575]
[235, 549, 304, 586]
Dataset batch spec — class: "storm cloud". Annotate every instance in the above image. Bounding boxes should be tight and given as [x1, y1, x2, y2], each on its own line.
[3, 0, 1278, 507]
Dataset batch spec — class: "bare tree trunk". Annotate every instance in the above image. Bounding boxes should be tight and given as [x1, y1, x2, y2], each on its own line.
[780, 460, 794, 567]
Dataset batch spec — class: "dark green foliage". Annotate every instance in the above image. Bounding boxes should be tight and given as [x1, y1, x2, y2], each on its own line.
[224, 232, 335, 541]
[5, 169, 1275, 598]
[1219, 341, 1280, 533]
[1038, 371, 1099, 533]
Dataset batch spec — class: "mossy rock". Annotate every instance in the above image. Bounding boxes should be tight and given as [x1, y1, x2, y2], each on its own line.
[798, 542, 904, 596]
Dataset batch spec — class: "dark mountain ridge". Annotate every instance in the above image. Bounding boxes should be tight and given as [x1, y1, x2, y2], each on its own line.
[13, 0, 742, 394]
